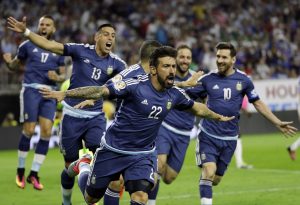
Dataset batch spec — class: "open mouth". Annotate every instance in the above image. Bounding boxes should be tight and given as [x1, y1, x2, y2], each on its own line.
[166, 76, 175, 84]
[105, 42, 112, 48]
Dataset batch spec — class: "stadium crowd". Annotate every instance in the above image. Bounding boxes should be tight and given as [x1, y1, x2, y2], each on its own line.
[1, 0, 300, 93]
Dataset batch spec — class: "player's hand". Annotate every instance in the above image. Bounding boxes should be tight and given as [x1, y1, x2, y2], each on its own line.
[74, 100, 95, 109]
[3, 53, 12, 63]
[276, 121, 298, 137]
[219, 115, 235, 122]
[48, 71, 59, 82]
[175, 70, 203, 88]
[39, 88, 65, 102]
[7, 16, 27, 33]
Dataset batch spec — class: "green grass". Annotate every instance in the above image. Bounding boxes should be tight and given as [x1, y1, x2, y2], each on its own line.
[1, 133, 300, 205]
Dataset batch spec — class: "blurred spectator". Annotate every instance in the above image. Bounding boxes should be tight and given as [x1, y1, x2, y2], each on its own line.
[1, 112, 18, 127]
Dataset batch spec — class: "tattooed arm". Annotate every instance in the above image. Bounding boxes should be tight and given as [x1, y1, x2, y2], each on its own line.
[40, 85, 110, 102]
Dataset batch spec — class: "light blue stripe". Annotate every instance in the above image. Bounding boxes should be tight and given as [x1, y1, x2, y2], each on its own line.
[199, 123, 238, 141]
[62, 101, 102, 118]
[101, 137, 156, 155]
[162, 121, 191, 136]
[23, 83, 56, 91]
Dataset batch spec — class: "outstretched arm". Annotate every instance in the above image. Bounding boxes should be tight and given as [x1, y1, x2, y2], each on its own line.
[253, 99, 297, 137]
[3, 53, 21, 71]
[40, 86, 110, 102]
[7, 16, 64, 55]
[175, 70, 204, 88]
[189, 102, 235, 121]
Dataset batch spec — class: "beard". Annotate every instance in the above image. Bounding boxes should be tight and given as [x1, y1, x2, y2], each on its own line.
[157, 74, 174, 89]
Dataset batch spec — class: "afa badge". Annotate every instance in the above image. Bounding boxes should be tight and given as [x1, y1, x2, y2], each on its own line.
[236, 82, 242, 91]
[166, 101, 172, 110]
[107, 66, 113, 76]
[111, 74, 123, 83]
[114, 80, 126, 91]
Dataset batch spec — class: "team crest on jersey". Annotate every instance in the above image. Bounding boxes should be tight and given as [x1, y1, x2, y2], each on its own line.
[107, 66, 113, 75]
[236, 82, 242, 91]
[111, 74, 123, 83]
[166, 101, 172, 110]
[114, 80, 126, 91]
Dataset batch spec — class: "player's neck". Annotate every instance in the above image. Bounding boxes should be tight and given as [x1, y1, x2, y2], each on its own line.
[224, 67, 235, 76]
[151, 76, 165, 92]
[176, 70, 189, 78]
[141, 62, 150, 74]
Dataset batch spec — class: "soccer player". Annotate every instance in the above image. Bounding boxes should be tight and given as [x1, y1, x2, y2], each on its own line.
[40, 46, 235, 205]
[147, 44, 196, 205]
[6, 16, 127, 204]
[184, 42, 297, 205]
[3, 15, 66, 190]
[287, 76, 300, 160]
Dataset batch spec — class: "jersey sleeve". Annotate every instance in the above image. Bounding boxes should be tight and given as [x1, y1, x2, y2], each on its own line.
[173, 87, 195, 111]
[63, 43, 81, 57]
[106, 78, 138, 99]
[16, 41, 28, 61]
[244, 77, 260, 103]
[185, 77, 208, 100]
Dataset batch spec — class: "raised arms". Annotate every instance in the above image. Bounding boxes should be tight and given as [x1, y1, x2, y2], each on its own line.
[7, 17, 64, 55]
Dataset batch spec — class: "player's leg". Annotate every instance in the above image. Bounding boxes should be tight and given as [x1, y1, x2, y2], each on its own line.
[125, 153, 156, 205]
[105, 177, 124, 205]
[287, 137, 300, 160]
[162, 132, 189, 184]
[234, 134, 253, 169]
[16, 87, 39, 189]
[60, 115, 86, 205]
[27, 96, 56, 190]
[148, 126, 170, 205]
[196, 132, 220, 205]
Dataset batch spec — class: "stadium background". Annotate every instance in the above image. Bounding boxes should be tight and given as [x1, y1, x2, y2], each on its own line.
[0, 0, 300, 204]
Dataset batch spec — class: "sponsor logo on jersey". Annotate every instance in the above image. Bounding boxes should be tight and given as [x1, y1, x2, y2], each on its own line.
[213, 84, 219, 89]
[32, 48, 38, 52]
[141, 99, 148, 105]
[84, 59, 90, 63]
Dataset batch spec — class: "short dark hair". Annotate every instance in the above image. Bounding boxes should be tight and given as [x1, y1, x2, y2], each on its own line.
[40, 15, 55, 25]
[215, 42, 236, 57]
[139, 40, 162, 62]
[149, 46, 177, 68]
[176, 44, 192, 53]
[97, 23, 116, 32]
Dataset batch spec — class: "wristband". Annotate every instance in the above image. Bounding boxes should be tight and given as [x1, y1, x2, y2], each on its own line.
[24, 28, 31, 37]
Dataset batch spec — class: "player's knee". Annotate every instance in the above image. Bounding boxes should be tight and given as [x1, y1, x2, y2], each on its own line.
[23, 128, 35, 137]
[130, 191, 148, 204]
[108, 179, 123, 192]
[85, 186, 105, 203]
[212, 176, 222, 186]
[162, 174, 176, 184]
[126, 180, 153, 195]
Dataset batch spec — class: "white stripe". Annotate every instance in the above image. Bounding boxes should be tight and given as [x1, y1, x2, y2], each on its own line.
[19, 87, 25, 123]
[162, 121, 191, 136]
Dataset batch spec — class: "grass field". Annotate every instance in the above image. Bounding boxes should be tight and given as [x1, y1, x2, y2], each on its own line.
[1, 133, 300, 205]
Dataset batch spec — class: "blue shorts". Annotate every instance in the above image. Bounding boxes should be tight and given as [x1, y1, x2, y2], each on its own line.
[86, 147, 156, 190]
[156, 125, 190, 172]
[60, 113, 106, 162]
[196, 131, 236, 176]
[20, 87, 56, 122]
